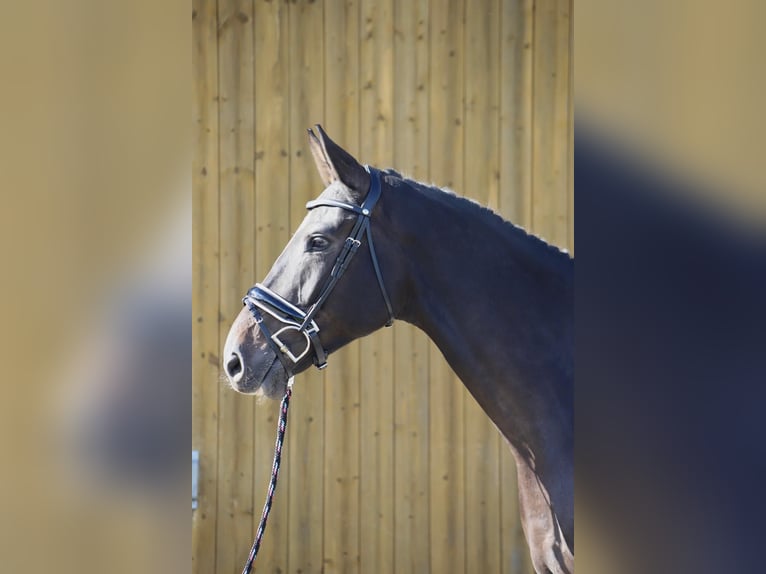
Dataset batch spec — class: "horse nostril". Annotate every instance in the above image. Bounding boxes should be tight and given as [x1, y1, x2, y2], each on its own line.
[225, 352, 243, 381]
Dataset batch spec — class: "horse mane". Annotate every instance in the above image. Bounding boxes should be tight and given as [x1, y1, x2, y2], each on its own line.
[383, 168, 574, 268]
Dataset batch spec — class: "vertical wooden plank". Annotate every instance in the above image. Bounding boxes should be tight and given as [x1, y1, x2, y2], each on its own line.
[216, 2, 256, 574]
[500, 0, 534, 228]
[252, 0, 291, 570]
[392, 0, 430, 572]
[464, 0, 501, 209]
[192, 0, 219, 572]
[358, 0, 395, 573]
[463, 0, 502, 573]
[499, 1, 536, 572]
[322, 1, 361, 572]
[428, 0, 466, 572]
[532, 0, 570, 248]
[287, 1, 325, 572]
[216, 0, 257, 571]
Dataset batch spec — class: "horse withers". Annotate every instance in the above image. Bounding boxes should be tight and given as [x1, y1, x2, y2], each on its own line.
[223, 125, 573, 574]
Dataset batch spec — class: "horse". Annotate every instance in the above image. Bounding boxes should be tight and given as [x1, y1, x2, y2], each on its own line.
[223, 125, 573, 574]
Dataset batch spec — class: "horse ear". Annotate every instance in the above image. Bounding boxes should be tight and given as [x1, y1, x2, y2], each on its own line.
[308, 124, 370, 197]
[307, 127, 338, 187]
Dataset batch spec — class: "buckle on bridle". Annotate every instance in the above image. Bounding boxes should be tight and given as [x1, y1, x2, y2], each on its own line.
[270, 325, 313, 364]
[331, 238, 362, 277]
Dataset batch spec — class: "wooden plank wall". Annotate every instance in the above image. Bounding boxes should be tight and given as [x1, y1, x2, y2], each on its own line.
[192, 1, 572, 573]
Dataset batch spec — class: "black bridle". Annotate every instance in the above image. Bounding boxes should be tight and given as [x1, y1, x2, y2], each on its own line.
[242, 166, 394, 376]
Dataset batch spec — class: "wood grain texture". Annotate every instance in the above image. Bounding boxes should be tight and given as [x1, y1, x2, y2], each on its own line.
[215, 1, 256, 574]
[533, 0, 571, 247]
[500, 0, 535, 228]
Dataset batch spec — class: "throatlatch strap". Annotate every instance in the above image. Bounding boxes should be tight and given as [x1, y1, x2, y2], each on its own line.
[366, 223, 394, 326]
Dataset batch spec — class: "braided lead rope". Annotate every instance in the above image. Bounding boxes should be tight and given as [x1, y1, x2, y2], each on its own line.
[241, 378, 294, 574]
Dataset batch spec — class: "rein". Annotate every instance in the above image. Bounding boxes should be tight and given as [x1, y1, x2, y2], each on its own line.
[240, 378, 292, 574]
[239, 166, 393, 571]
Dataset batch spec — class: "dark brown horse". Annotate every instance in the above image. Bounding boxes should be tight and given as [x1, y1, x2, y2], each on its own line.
[223, 125, 573, 574]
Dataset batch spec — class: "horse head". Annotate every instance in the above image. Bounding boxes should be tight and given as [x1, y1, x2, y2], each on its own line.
[222, 125, 401, 398]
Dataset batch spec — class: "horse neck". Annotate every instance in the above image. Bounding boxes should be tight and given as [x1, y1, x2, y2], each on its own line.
[387, 181, 573, 465]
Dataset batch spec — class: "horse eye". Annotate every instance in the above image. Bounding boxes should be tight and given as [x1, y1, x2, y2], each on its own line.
[307, 235, 330, 252]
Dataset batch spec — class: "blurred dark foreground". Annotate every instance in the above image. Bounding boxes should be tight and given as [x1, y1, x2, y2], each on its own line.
[576, 128, 766, 574]
[576, 0, 766, 570]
